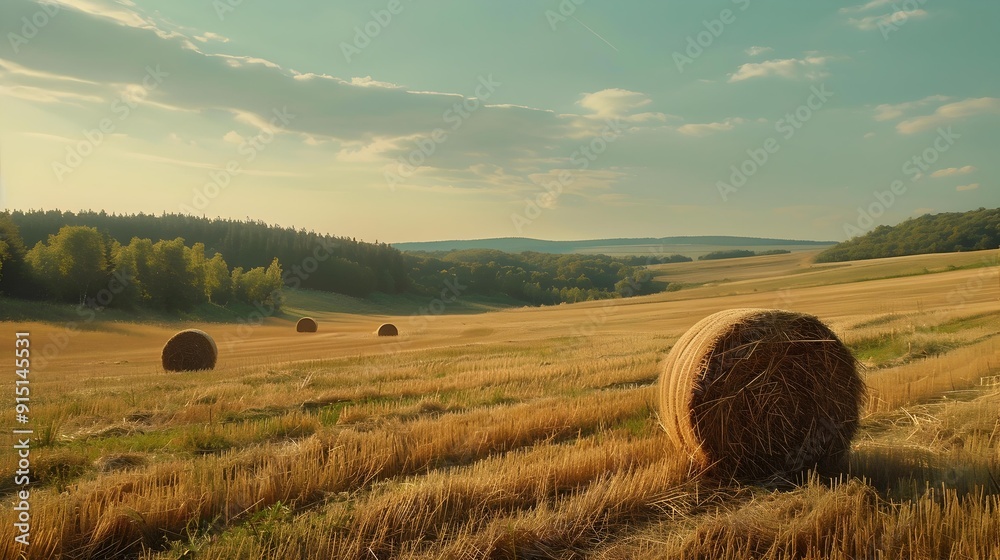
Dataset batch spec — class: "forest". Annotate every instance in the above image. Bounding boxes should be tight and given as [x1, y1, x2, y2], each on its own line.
[817, 207, 1000, 262]
[0, 211, 673, 311]
[405, 249, 673, 305]
[698, 249, 791, 261]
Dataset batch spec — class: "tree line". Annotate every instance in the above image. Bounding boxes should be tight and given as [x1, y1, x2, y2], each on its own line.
[0, 211, 678, 311]
[0, 216, 283, 311]
[7, 210, 409, 297]
[816, 208, 1000, 263]
[405, 249, 672, 305]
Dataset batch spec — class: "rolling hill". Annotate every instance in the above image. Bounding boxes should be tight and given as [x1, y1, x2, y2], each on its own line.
[392, 236, 834, 258]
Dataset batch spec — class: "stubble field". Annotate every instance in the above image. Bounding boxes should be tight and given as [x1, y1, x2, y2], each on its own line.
[2, 250, 999, 559]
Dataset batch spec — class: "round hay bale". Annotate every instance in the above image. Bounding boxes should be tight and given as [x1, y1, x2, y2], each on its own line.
[296, 317, 318, 333]
[658, 308, 864, 481]
[161, 329, 218, 372]
[376, 323, 398, 337]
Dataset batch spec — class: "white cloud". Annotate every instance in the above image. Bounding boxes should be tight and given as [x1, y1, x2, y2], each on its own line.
[577, 89, 650, 117]
[864, 132, 876, 139]
[335, 134, 425, 163]
[874, 95, 949, 121]
[0, 0, 671, 197]
[194, 31, 229, 43]
[0, 84, 103, 104]
[930, 166, 976, 178]
[349, 76, 402, 89]
[728, 57, 829, 82]
[955, 183, 980, 192]
[839, 0, 895, 14]
[896, 97, 1000, 134]
[849, 9, 928, 31]
[745, 46, 773, 57]
[222, 131, 244, 144]
[677, 118, 747, 137]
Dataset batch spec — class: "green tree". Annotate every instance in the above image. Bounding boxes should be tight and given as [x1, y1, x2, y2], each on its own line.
[25, 226, 108, 302]
[204, 253, 231, 303]
[144, 238, 203, 309]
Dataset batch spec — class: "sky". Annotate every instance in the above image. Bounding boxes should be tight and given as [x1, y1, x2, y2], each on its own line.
[0, 0, 996, 243]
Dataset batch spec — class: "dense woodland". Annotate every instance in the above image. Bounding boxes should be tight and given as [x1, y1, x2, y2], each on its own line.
[817, 207, 1000, 263]
[7, 210, 409, 297]
[406, 249, 672, 305]
[0, 211, 674, 311]
[0, 218, 283, 311]
[698, 249, 791, 261]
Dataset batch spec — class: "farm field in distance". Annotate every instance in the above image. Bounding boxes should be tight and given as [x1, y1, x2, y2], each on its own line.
[2, 249, 999, 559]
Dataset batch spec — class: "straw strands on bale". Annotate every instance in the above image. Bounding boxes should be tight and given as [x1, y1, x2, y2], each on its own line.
[161, 329, 218, 372]
[376, 323, 398, 337]
[658, 308, 864, 481]
[296, 317, 318, 332]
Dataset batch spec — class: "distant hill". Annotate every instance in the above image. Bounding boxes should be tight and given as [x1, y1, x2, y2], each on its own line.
[393, 236, 834, 259]
[816, 208, 1000, 263]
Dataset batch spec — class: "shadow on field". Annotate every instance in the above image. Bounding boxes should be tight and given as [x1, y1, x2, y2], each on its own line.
[844, 444, 1000, 499]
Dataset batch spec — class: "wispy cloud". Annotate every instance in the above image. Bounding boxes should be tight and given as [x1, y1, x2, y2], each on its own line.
[677, 118, 747, 136]
[873, 95, 949, 121]
[728, 57, 829, 82]
[897, 97, 1000, 134]
[955, 183, 980, 192]
[839, 0, 895, 14]
[745, 46, 773, 57]
[930, 166, 976, 178]
[849, 9, 928, 31]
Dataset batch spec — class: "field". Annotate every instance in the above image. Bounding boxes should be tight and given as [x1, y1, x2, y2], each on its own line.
[3, 249, 999, 559]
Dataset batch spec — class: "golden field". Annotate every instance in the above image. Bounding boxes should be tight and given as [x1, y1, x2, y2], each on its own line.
[2, 249, 999, 559]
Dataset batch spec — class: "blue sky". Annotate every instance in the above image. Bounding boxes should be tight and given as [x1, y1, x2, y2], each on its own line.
[0, 0, 996, 242]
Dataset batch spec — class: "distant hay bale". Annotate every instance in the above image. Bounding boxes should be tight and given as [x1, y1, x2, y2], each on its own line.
[658, 308, 864, 481]
[161, 329, 218, 372]
[296, 317, 318, 333]
[376, 323, 398, 337]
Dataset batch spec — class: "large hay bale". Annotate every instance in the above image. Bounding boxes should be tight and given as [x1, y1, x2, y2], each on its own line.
[376, 323, 398, 337]
[296, 317, 318, 333]
[161, 329, 218, 372]
[658, 308, 863, 481]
